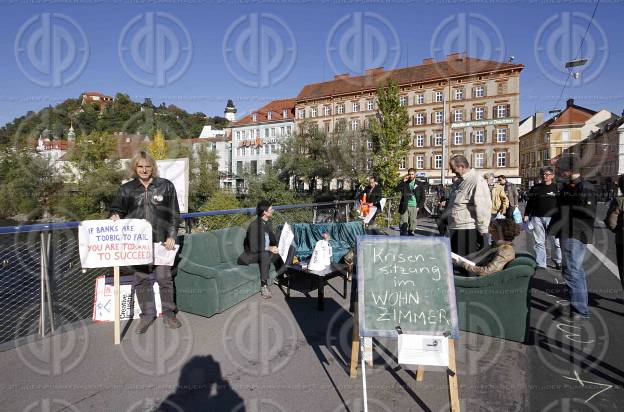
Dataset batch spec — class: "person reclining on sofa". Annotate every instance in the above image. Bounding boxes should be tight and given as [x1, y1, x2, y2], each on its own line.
[453, 218, 521, 276]
[238, 200, 292, 299]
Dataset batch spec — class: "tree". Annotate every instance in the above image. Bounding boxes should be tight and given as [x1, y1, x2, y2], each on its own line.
[189, 143, 220, 211]
[149, 129, 168, 160]
[243, 167, 297, 207]
[368, 79, 411, 196]
[197, 190, 246, 230]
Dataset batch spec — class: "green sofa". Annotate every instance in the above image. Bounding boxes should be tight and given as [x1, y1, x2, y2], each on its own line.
[175, 222, 365, 318]
[454, 254, 537, 343]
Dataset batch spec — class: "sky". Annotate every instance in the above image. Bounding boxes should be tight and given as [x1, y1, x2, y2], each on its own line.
[0, 0, 622, 130]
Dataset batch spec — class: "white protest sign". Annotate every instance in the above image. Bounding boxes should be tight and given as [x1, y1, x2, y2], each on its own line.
[398, 334, 449, 367]
[278, 223, 294, 263]
[78, 219, 153, 268]
[157, 158, 189, 213]
[92, 275, 162, 322]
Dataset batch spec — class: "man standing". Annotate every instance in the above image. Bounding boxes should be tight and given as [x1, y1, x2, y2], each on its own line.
[498, 175, 519, 219]
[447, 155, 492, 257]
[523, 166, 562, 270]
[485, 173, 509, 218]
[548, 155, 597, 320]
[395, 168, 425, 236]
[238, 200, 289, 299]
[361, 176, 383, 225]
[110, 151, 181, 334]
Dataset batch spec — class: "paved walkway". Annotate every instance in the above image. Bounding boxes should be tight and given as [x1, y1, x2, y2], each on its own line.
[1, 216, 622, 411]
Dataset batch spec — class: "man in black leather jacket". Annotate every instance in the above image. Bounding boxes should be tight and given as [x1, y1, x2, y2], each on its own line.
[110, 151, 181, 333]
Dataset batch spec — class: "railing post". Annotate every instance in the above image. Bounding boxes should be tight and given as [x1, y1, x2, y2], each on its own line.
[39, 230, 54, 337]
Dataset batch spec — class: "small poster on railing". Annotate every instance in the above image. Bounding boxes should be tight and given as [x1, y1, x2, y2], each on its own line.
[92, 275, 162, 322]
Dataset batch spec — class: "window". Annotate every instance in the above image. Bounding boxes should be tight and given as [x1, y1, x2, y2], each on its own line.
[454, 109, 463, 122]
[399, 96, 407, 106]
[283, 109, 288, 118]
[337, 104, 344, 114]
[474, 85, 485, 98]
[324, 122, 330, 132]
[474, 129, 484, 144]
[236, 131, 240, 140]
[415, 112, 425, 125]
[271, 144, 277, 153]
[434, 155, 443, 169]
[252, 114, 257, 122]
[416, 155, 424, 169]
[399, 157, 406, 169]
[496, 128, 507, 143]
[454, 89, 464, 100]
[352, 102, 359, 112]
[298, 109, 305, 119]
[475, 106, 484, 120]
[324, 106, 331, 116]
[351, 119, 359, 130]
[311, 107, 317, 117]
[454, 131, 463, 145]
[497, 152, 507, 167]
[474, 153, 484, 168]
[435, 91, 444, 102]
[366, 158, 372, 170]
[497, 81, 507, 95]
[562, 131, 570, 141]
[367, 139, 373, 150]
[367, 100, 374, 111]
[435, 111, 443, 124]
[280, 126, 285, 136]
[264, 145, 270, 155]
[270, 127, 275, 137]
[542, 148, 549, 161]
[287, 125, 292, 135]
[416, 94, 424, 105]
[415, 133, 425, 147]
[267, 111, 272, 120]
[264, 128, 269, 138]
[496, 105, 507, 118]
[434, 132, 443, 146]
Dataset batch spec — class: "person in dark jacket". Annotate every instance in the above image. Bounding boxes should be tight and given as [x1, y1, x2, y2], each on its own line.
[360, 176, 383, 225]
[498, 175, 518, 219]
[394, 168, 425, 236]
[548, 155, 597, 320]
[523, 166, 562, 269]
[110, 150, 181, 334]
[238, 200, 290, 299]
[604, 174, 624, 295]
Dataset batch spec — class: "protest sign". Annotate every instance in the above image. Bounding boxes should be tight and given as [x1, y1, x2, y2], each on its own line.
[92, 275, 162, 322]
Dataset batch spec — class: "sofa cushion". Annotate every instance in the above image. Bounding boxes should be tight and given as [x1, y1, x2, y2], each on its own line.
[213, 227, 246, 263]
[179, 231, 222, 268]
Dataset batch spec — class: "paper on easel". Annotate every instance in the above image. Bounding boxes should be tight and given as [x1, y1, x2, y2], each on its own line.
[398, 335, 449, 367]
[451, 252, 475, 267]
[154, 243, 180, 266]
[278, 223, 294, 263]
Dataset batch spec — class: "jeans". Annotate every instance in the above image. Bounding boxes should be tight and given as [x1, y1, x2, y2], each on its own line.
[531, 216, 562, 268]
[134, 265, 176, 319]
[400, 206, 419, 235]
[560, 238, 589, 317]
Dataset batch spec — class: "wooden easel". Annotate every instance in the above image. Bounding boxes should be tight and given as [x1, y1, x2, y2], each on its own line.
[349, 308, 460, 412]
[114, 266, 120, 345]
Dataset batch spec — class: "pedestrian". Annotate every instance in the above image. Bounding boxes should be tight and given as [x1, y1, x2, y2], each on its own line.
[604, 174, 624, 295]
[523, 166, 562, 270]
[548, 154, 597, 320]
[110, 150, 182, 334]
[498, 175, 519, 219]
[447, 155, 492, 258]
[238, 200, 291, 299]
[361, 176, 383, 225]
[394, 168, 425, 236]
[485, 173, 509, 219]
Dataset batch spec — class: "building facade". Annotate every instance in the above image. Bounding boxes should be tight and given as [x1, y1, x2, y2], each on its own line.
[293, 54, 524, 184]
[519, 99, 615, 187]
[229, 99, 295, 189]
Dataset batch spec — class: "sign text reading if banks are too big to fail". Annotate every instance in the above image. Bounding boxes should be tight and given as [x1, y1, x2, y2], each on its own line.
[79, 219, 153, 268]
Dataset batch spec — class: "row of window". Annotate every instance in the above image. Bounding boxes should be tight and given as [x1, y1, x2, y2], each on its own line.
[235, 126, 292, 140]
[251, 109, 290, 122]
[413, 128, 509, 146]
[236, 159, 273, 175]
[410, 152, 508, 170]
[412, 104, 510, 125]
[235, 144, 280, 157]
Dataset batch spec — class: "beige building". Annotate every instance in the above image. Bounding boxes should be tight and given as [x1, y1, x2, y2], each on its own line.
[519, 99, 615, 187]
[293, 54, 524, 184]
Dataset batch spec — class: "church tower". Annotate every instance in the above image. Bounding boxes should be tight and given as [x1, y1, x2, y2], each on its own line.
[224, 99, 237, 122]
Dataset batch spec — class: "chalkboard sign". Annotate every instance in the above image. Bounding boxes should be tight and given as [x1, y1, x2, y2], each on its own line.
[357, 235, 459, 338]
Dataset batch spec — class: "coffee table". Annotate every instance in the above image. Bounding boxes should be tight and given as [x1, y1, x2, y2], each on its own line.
[278, 262, 348, 310]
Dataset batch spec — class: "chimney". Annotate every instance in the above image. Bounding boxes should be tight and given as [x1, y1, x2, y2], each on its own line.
[364, 67, 384, 76]
[446, 52, 462, 61]
[534, 112, 544, 128]
[422, 58, 435, 65]
[566, 98, 575, 108]
[334, 73, 349, 80]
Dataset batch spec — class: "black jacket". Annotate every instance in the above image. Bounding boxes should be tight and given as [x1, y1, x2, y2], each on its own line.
[241, 217, 277, 257]
[362, 184, 383, 207]
[548, 177, 597, 244]
[524, 182, 559, 218]
[110, 177, 180, 243]
[394, 179, 425, 214]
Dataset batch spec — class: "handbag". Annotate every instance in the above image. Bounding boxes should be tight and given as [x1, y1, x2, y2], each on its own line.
[512, 207, 522, 224]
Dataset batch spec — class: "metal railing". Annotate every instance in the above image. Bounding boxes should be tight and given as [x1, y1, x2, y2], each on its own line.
[0, 201, 357, 346]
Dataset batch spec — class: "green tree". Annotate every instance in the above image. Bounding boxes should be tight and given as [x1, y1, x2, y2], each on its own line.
[149, 129, 168, 160]
[243, 167, 297, 207]
[197, 190, 246, 230]
[368, 79, 411, 196]
[189, 143, 220, 211]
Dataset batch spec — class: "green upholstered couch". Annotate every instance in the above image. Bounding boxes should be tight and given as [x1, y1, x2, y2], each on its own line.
[454, 253, 537, 343]
[175, 226, 279, 318]
[175, 222, 365, 318]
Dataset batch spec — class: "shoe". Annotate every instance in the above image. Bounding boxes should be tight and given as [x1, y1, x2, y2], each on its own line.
[163, 315, 182, 329]
[260, 285, 272, 299]
[135, 318, 154, 334]
[555, 262, 562, 270]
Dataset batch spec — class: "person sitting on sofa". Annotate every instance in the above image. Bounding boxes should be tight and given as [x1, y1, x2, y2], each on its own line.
[453, 218, 521, 276]
[238, 200, 290, 299]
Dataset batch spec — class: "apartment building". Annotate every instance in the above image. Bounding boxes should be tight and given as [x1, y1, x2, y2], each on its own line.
[229, 99, 295, 186]
[519, 99, 615, 187]
[294, 54, 524, 184]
